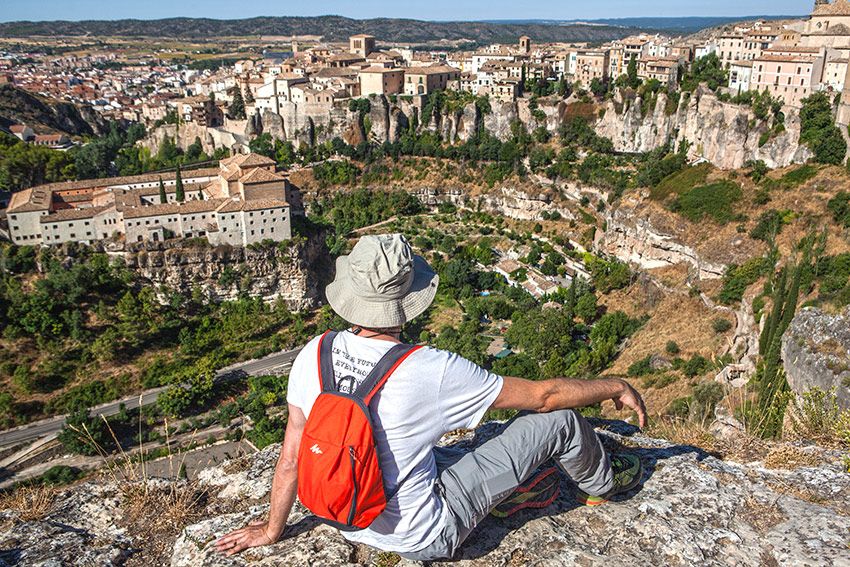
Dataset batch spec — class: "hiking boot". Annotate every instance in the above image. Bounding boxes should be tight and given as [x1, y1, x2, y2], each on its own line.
[491, 466, 561, 518]
[575, 453, 643, 506]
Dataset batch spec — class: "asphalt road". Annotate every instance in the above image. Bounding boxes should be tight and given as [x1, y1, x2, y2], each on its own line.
[0, 346, 303, 449]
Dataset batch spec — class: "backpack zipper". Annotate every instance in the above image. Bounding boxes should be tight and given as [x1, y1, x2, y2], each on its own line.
[347, 446, 358, 526]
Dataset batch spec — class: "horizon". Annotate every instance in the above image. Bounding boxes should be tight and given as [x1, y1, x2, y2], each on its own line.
[0, 0, 812, 24]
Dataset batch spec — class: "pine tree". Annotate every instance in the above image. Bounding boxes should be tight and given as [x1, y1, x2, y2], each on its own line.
[244, 87, 254, 104]
[175, 166, 185, 202]
[158, 177, 167, 204]
[229, 88, 246, 120]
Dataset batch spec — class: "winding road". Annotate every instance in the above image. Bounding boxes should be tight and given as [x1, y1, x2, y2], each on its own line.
[0, 346, 303, 449]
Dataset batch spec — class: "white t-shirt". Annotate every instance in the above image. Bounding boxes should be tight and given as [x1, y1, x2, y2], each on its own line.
[286, 331, 504, 553]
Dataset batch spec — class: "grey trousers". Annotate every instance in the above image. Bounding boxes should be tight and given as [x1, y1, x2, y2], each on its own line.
[399, 410, 613, 561]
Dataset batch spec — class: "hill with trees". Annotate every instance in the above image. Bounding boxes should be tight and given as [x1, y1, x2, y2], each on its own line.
[0, 16, 641, 43]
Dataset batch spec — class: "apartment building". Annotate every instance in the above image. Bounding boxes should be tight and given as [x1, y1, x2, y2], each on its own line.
[574, 50, 610, 87]
[752, 48, 825, 107]
[403, 65, 461, 96]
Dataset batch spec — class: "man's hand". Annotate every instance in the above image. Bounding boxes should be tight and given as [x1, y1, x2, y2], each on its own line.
[214, 520, 278, 556]
[611, 379, 647, 428]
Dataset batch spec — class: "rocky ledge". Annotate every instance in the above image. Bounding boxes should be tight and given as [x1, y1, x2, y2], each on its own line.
[2, 420, 848, 566]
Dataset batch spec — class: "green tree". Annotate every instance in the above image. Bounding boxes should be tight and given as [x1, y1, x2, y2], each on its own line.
[174, 165, 185, 202]
[799, 92, 847, 165]
[228, 87, 246, 120]
[158, 176, 167, 204]
[627, 55, 640, 89]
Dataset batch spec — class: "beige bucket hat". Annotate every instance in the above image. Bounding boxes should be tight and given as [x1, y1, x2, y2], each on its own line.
[325, 234, 439, 328]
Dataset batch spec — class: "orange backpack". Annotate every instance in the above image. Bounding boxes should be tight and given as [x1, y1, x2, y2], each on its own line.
[297, 331, 422, 530]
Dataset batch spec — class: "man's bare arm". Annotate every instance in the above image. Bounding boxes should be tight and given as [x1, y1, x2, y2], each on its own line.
[492, 376, 647, 428]
[215, 404, 306, 555]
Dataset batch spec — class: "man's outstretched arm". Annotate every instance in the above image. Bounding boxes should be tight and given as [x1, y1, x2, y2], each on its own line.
[215, 404, 306, 556]
[492, 376, 647, 428]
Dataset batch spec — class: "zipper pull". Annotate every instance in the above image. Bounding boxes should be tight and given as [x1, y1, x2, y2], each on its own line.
[349, 446, 358, 463]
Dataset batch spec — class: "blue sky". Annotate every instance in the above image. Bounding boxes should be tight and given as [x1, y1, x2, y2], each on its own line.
[1, 0, 810, 22]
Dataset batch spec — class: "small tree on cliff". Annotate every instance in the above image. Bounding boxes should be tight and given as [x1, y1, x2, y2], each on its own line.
[175, 166, 185, 202]
[158, 177, 167, 204]
[627, 55, 640, 89]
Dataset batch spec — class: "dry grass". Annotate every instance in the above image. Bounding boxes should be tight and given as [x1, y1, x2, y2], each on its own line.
[762, 445, 822, 470]
[0, 484, 56, 526]
[122, 481, 208, 564]
[644, 416, 771, 463]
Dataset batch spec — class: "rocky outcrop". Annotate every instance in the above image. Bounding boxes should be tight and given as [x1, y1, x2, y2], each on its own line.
[3, 420, 848, 566]
[142, 121, 248, 156]
[477, 187, 575, 222]
[0, 84, 108, 137]
[596, 203, 727, 279]
[782, 307, 850, 410]
[595, 87, 813, 170]
[121, 236, 324, 308]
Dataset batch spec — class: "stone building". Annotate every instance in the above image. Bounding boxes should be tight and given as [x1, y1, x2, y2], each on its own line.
[7, 153, 294, 247]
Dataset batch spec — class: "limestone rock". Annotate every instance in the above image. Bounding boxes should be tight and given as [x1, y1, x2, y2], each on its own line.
[122, 235, 323, 307]
[3, 421, 848, 566]
[595, 87, 813, 170]
[175, 420, 850, 566]
[782, 306, 850, 410]
[595, 202, 727, 279]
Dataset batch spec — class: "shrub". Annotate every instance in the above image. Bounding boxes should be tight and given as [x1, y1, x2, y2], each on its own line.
[665, 341, 681, 355]
[790, 387, 850, 447]
[718, 256, 773, 305]
[37, 465, 85, 486]
[712, 318, 733, 333]
[670, 181, 743, 224]
[680, 354, 713, 378]
[828, 191, 850, 228]
[627, 355, 654, 377]
[689, 382, 724, 424]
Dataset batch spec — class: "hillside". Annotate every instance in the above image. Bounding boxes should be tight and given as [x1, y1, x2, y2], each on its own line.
[0, 84, 107, 137]
[0, 16, 641, 43]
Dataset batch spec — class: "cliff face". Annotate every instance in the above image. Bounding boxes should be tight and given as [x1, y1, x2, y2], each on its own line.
[2, 420, 848, 566]
[0, 84, 108, 137]
[141, 121, 248, 156]
[595, 199, 728, 280]
[782, 307, 850, 410]
[122, 236, 324, 308]
[595, 87, 813, 170]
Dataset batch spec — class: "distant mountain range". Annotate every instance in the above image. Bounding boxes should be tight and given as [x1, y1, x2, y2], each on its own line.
[481, 16, 803, 35]
[0, 16, 643, 44]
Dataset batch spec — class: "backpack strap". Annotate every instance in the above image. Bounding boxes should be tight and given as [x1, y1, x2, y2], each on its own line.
[355, 343, 423, 404]
[316, 330, 339, 392]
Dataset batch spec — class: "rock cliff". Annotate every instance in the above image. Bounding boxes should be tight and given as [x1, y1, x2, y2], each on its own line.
[783, 307, 850, 410]
[0, 84, 109, 137]
[2, 420, 847, 566]
[595, 198, 728, 280]
[594, 87, 813, 170]
[121, 236, 324, 308]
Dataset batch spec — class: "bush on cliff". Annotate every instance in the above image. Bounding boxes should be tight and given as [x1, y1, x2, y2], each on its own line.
[799, 92, 847, 165]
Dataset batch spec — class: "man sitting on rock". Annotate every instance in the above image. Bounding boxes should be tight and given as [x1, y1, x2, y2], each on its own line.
[216, 233, 647, 561]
